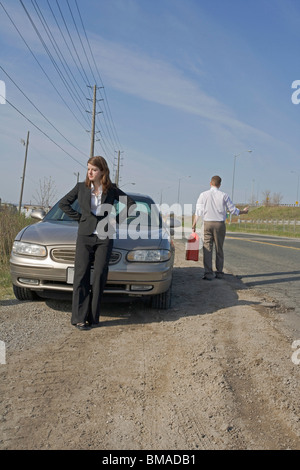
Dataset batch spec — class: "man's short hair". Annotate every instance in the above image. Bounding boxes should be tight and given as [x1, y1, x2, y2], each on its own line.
[211, 175, 222, 187]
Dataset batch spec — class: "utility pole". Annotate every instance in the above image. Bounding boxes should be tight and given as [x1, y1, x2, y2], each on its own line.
[114, 150, 120, 186]
[90, 85, 96, 158]
[87, 85, 103, 158]
[18, 131, 29, 213]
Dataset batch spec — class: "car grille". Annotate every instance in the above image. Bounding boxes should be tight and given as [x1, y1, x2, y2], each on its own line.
[109, 252, 121, 265]
[51, 248, 75, 263]
[51, 248, 121, 265]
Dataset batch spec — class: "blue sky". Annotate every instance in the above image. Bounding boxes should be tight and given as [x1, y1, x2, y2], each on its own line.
[1, 0, 300, 210]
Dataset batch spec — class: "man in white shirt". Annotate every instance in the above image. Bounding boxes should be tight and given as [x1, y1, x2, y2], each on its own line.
[192, 175, 248, 280]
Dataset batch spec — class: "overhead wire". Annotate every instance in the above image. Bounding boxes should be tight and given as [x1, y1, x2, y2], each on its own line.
[3, 95, 86, 168]
[54, 0, 91, 89]
[66, 0, 97, 85]
[73, 0, 124, 177]
[19, 0, 91, 128]
[0, 1, 88, 133]
[1, 0, 123, 174]
[18, 0, 113, 164]
[45, 0, 113, 162]
[45, 0, 92, 96]
[0, 65, 87, 158]
[75, 0, 123, 151]
[57, 0, 116, 162]
[68, 0, 119, 154]
[31, 0, 88, 112]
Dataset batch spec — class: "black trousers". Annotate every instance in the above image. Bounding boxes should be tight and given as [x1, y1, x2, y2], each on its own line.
[71, 234, 113, 325]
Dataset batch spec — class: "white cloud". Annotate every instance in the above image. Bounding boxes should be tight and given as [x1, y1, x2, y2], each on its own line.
[90, 34, 288, 151]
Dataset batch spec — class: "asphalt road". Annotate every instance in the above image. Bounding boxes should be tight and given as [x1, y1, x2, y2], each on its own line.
[223, 232, 300, 338]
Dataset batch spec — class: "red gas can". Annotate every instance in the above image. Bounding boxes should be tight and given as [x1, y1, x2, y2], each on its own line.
[185, 232, 200, 261]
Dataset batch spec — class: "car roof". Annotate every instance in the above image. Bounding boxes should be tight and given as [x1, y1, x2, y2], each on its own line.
[127, 193, 156, 203]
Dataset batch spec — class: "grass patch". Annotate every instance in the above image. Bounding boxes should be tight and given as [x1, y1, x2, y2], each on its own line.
[236, 205, 300, 221]
[0, 283, 13, 301]
[0, 207, 35, 300]
[229, 206, 300, 237]
[0, 265, 15, 300]
[227, 223, 300, 238]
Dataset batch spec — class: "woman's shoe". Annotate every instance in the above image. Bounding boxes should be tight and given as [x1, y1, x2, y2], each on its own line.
[75, 323, 90, 330]
[87, 321, 100, 328]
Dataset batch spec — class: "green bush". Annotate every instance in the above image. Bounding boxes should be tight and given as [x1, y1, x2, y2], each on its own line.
[0, 207, 34, 288]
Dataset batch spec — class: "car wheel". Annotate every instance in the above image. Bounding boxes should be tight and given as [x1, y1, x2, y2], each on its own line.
[151, 285, 172, 309]
[13, 284, 37, 301]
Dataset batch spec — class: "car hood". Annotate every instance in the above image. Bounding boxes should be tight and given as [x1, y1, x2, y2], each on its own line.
[17, 221, 78, 245]
[17, 221, 171, 250]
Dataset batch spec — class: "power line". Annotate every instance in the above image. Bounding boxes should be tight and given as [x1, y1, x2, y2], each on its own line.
[31, 0, 89, 111]
[74, 0, 124, 177]
[0, 1, 88, 133]
[2, 0, 123, 174]
[58, 1, 116, 159]
[28, 0, 116, 165]
[71, 0, 120, 153]
[55, 0, 91, 87]
[44, 0, 114, 160]
[4, 95, 86, 168]
[0, 65, 87, 158]
[19, 0, 91, 128]
[31, 0, 115, 164]
[66, 0, 97, 85]
[45, 0, 92, 94]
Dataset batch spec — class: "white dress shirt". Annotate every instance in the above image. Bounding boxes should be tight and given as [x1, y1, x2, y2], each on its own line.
[90, 184, 103, 236]
[90, 183, 103, 216]
[195, 186, 240, 222]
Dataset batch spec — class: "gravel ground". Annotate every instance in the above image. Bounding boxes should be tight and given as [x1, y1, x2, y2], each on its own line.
[0, 240, 299, 450]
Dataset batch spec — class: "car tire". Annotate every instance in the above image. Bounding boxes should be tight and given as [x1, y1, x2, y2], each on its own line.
[13, 284, 37, 301]
[151, 284, 172, 309]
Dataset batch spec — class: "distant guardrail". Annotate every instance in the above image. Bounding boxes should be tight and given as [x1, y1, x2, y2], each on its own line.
[228, 218, 300, 236]
[235, 219, 300, 225]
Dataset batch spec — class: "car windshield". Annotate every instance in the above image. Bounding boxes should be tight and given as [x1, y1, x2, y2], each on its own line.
[44, 195, 161, 227]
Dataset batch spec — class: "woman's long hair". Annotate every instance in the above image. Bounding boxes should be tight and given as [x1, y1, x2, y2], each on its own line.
[85, 156, 113, 193]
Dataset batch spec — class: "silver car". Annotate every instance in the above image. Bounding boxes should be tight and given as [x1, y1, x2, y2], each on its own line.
[10, 193, 175, 309]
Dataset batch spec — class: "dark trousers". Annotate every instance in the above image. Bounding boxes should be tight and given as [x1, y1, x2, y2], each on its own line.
[71, 234, 113, 325]
[203, 221, 226, 276]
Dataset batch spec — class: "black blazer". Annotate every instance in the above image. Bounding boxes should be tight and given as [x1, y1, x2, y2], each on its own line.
[59, 182, 136, 236]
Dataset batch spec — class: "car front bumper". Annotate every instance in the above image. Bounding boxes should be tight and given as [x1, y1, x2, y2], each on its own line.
[10, 247, 174, 297]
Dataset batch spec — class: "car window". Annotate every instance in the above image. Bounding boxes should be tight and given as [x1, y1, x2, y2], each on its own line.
[43, 201, 81, 222]
[43, 197, 161, 227]
[115, 200, 160, 227]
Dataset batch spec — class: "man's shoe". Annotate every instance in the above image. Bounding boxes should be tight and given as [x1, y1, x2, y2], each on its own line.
[202, 275, 213, 281]
[215, 273, 224, 279]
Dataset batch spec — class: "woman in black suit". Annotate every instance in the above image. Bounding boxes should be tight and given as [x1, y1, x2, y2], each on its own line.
[59, 156, 136, 330]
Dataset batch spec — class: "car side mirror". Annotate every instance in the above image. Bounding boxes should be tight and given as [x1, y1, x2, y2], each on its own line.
[165, 217, 181, 228]
[31, 209, 46, 220]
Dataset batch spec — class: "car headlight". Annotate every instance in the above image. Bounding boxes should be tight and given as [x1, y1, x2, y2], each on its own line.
[12, 241, 47, 257]
[127, 249, 171, 262]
